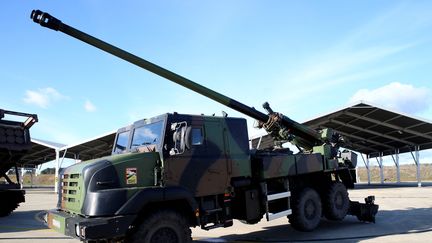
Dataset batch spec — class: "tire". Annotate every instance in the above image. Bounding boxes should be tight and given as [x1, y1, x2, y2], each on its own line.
[288, 187, 322, 232]
[128, 210, 191, 243]
[323, 182, 349, 221]
[240, 218, 261, 225]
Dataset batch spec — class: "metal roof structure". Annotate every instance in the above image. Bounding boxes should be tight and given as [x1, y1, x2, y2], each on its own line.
[250, 101, 431, 186]
[61, 131, 116, 161]
[18, 131, 116, 192]
[304, 101, 432, 157]
[19, 131, 115, 167]
[251, 101, 432, 157]
[19, 138, 65, 167]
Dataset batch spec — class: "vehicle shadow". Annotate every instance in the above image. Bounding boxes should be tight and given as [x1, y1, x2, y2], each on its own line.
[195, 207, 432, 242]
[0, 210, 47, 233]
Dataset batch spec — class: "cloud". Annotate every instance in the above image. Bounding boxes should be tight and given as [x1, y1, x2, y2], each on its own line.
[275, 4, 430, 105]
[23, 87, 67, 108]
[349, 82, 431, 114]
[32, 117, 82, 145]
[84, 100, 97, 112]
[289, 43, 415, 86]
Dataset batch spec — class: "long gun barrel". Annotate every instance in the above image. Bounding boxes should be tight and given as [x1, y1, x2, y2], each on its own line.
[30, 10, 321, 149]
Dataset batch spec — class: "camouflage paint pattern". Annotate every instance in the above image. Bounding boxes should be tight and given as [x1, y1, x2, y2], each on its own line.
[295, 154, 324, 174]
[253, 152, 334, 180]
[60, 152, 159, 215]
[164, 114, 250, 197]
[58, 111, 342, 219]
[254, 154, 297, 179]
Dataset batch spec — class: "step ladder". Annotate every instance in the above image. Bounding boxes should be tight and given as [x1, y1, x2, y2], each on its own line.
[261, 181, 292, 221]
[201, 193, 233, 230]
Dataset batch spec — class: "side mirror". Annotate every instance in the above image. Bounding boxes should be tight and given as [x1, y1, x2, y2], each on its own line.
[169, 122, 191, 155]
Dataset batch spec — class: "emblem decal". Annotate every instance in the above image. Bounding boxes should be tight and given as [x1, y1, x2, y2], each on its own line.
[126, 168, 137, 184]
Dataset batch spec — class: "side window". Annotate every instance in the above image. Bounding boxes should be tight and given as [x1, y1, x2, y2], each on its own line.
[191, 128, 203, 145]
[114, 131, 129, 154]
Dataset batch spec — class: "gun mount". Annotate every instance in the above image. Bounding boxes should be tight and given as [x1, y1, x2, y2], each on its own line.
[30, 10, 329, 151]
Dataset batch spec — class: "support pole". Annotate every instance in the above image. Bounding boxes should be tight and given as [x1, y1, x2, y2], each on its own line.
[410, 146, 422, 187]
[367, 154, 371, 185]
[54, 149, 60, 193]
[416, 146, 421, 187]
[380, 153, 384, 184]
[390, 149, 400, 183]
[396, 149, 400, 183]
[355, 166, 360, 183]
[361, 154, 370, 184]
[59, 149, 68, 168]
[376, 153, 384, 184]
[30, 168, 34, 188]
[20, 167, 25, 189]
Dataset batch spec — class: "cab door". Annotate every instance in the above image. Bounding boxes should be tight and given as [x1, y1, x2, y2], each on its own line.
[164, 119, 229, 197]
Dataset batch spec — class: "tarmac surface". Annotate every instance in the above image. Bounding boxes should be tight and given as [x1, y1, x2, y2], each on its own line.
[0, 183, 431, 242]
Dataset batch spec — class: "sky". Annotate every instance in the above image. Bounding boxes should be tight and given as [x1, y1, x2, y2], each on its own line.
[2, 1, 432, 168]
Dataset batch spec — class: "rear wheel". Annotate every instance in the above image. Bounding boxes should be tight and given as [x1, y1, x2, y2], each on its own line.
[323, 182, 349, 221]
[129, 210, 191, 243]
[288, 187, 322, 232]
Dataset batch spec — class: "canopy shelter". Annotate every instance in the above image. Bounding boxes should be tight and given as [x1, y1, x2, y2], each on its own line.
[20, 138, 65, 167]
[12, 138, 64, 189]
[60, 131, 116, 161]
[18, 132, 116, 192]
[251, 101, 432, 186]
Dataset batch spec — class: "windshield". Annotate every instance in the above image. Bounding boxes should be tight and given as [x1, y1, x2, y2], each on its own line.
[131, 120, 164, 150]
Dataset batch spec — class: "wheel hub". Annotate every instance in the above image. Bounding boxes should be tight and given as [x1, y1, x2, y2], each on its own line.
[150, 227, 178, 243]
[304, 199, 317, 219]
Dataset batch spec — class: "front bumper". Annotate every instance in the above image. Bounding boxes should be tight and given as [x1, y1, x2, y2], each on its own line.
[46, 209, 136, 241]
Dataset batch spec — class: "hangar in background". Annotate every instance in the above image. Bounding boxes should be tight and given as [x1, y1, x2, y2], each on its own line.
[252, 101, 432, 187]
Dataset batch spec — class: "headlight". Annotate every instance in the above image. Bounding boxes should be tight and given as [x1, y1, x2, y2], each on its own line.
[75, 224, 80, 237]
[75, 224, 86, 237]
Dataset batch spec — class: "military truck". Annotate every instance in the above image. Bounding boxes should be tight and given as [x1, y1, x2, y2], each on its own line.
[0, 109, 38, 216]
[31, 10, 378, 242]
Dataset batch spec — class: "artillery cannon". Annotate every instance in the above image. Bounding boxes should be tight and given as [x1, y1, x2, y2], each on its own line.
[30, 10, 329, 151]
[31, 10, 377, 242]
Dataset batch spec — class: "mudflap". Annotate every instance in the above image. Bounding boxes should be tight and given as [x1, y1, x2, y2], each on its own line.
[348, 196, 379, 223]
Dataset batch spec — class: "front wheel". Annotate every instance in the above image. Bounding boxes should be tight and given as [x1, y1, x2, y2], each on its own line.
[129, 210, 191, 243]
[288, 187, 322, 232]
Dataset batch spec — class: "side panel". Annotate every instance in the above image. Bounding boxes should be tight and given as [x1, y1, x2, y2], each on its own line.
[164, 116, 229, 197]
[295, 153, 324, 174]
[252, 153, 325, 179]
[223, 118, 251, 178]
[253, 155, 297, 179]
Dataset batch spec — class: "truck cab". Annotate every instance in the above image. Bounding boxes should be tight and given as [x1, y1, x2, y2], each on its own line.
[111, 113, 251, 196]
[52, 113, 251, 241]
